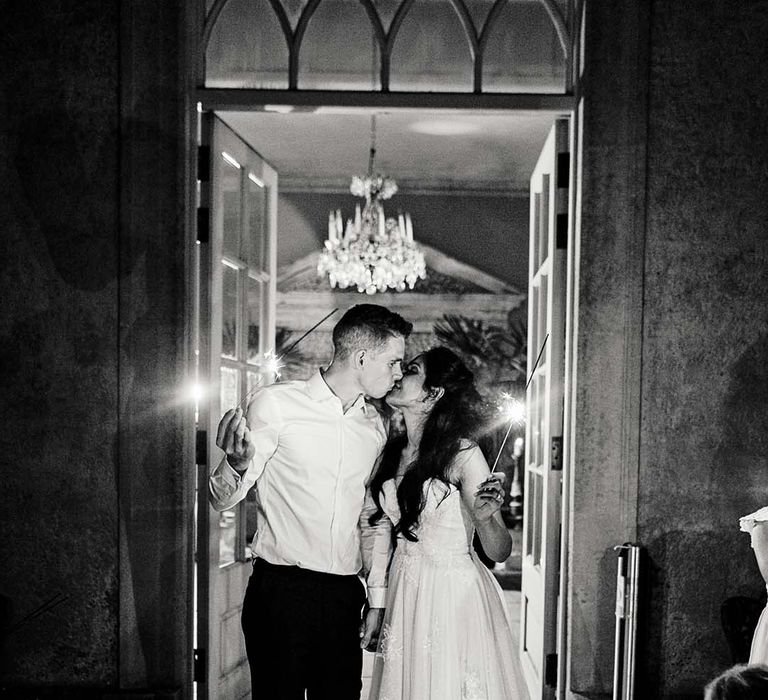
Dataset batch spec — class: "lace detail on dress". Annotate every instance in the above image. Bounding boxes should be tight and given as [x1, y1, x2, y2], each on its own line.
[421, 617, 441, 654]
[462, 669, 487, 700]
[378, 622, 403, 662]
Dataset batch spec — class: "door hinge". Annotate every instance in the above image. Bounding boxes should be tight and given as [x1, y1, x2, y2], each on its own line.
[193, 647, 207, 684]
[197, 207, 210, 243]
[197, 145, 211, 182]
[551, 436, 563, 470]
[556, 212, 568, 249]
[196, 430, 208, 466]
[556, 152, 570, 188]
[545, 652, 558, 687]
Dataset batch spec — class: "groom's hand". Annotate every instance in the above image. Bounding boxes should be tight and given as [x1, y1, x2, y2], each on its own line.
[216, 407, 255, 473]
[359, 607, 384, 650]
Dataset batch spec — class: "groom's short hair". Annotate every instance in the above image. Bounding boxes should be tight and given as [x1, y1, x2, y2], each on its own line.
[332, 304, 412, 360]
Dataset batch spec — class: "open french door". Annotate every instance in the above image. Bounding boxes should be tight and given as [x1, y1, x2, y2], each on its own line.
[195, 114, 278, 699]
[519, 118, 569, 700]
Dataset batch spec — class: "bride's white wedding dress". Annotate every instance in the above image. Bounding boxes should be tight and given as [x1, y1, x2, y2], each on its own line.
[368, 460, 520, 700]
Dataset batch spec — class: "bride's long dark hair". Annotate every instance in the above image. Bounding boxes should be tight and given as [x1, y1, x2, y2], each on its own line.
[369, 346, 485, 541]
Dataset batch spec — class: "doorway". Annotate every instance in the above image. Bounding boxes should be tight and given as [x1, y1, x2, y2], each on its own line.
[193, 100, 573, 700]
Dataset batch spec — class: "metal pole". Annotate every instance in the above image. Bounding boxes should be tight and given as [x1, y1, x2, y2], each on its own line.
[612, 547, 627, 700]
[613, 544, 641, 700]
[623, 546, 640, 697]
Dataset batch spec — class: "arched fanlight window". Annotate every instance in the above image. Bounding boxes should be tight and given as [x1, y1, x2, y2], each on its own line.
[205, 0, 290, 88]
[202, 0, 572, 93]
[388, 0, 475, 92]
[482, 0, 567, 92]
[298, 0, 382, 90]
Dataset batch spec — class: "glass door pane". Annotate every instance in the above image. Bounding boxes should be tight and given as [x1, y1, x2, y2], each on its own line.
[220, 367, 240, 414]
[221, 262, 239, 359]
[246, 173, 267, 269]
[532, 472, 543, 566]
[222, 153, 242, 257]
[247, 276, 263, 363]
[218, 366, 240, 567]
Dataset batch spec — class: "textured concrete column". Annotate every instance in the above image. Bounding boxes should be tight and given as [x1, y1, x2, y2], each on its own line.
[567, 1, 650, 695]
[118, 0, 196, 692]
[637, 2, 768, 696]
[0, 0, 196, 695]
[569, 2, 768, 698]
[0, 0, 122, 690]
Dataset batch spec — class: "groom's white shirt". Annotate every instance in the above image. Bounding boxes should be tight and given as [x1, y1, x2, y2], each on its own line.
[208, 370, 389, 606]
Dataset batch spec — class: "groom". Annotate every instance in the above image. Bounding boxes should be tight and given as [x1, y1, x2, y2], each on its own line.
[210, 303, 412, 700]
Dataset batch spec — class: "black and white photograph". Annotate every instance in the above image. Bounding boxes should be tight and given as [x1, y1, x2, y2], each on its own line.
[1, 1, 767, 699]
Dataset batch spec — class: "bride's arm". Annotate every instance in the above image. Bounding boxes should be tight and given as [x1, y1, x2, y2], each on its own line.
[360, 488, 394, 608]
[456, 443, 512, 562]
[359, 488, 393, 648]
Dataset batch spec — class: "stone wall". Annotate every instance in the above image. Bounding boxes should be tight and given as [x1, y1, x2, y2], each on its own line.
[0, 0, 195, 695]
[638, 1, 768, 695]
[0, 0, 121, 688]
[570, 2, 768, 698]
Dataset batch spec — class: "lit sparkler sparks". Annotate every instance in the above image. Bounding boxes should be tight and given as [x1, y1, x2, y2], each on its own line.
[497, 392, 526, 425]
[489, 333, 549, 475]
[258, 349, 285, 379]
[236, 308, 339, 411]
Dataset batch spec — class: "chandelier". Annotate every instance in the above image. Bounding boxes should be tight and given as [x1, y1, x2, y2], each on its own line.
[317, 115, 427, 294]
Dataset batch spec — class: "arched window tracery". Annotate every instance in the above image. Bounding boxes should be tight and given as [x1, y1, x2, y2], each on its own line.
[202, 0, 572, 94]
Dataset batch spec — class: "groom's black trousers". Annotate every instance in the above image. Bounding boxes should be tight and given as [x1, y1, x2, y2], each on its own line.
[242, 558, 366, 700]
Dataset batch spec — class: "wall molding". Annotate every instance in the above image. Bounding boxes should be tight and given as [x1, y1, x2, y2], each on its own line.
[279, 176, 530, 197]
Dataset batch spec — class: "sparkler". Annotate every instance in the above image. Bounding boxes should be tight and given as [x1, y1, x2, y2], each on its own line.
[498, 392, 526, 424]
[236, 308, 339, 410]
[488, 333, 549, 475]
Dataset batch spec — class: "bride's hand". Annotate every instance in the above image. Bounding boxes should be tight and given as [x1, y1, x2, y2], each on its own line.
[472, 473, 506, 523]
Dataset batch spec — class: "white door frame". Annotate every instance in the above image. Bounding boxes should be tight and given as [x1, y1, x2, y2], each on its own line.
[190, 93, 581, 700]
[195, 113, 278, 700]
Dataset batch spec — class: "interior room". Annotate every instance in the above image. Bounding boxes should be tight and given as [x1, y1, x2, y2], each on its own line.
[216, 107, 554, 365]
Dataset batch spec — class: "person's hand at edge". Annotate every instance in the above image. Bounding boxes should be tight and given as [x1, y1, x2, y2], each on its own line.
[359, 606, 385, 651]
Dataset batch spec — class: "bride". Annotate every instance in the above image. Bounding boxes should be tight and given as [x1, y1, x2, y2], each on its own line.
[366, 346, 520, 700]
